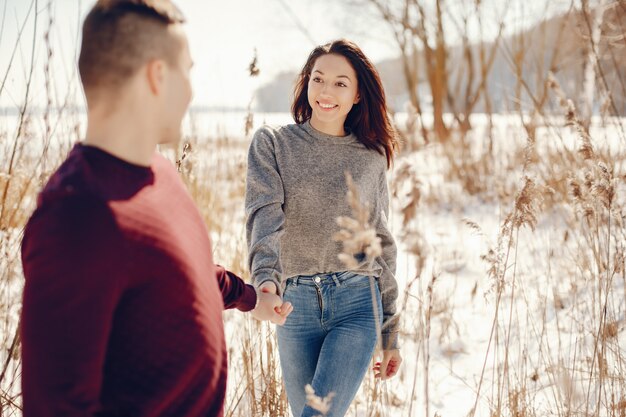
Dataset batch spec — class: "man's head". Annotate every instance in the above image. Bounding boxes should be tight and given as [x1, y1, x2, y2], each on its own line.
[79, 0, 193, 144]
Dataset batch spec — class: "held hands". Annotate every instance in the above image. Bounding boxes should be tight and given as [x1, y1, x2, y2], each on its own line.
[251, 281, 293, 325]
[373, 349, 402, 380]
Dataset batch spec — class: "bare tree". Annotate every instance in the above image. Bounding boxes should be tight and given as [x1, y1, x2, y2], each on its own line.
[368, 0, 450, 141]
[500, 1, 573, 141]
[366, 0, 506, 143]
[445, 1, 506, 135]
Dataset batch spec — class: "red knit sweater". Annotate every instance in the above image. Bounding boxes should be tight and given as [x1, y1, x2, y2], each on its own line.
[20, 144, 256, 417]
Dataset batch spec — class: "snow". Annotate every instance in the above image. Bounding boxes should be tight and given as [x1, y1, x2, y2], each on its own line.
[1, 111, 624, 416]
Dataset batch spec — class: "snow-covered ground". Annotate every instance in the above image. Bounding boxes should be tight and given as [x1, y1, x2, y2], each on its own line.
[1, 111, 624, 416]
[384, 148, 626, 416]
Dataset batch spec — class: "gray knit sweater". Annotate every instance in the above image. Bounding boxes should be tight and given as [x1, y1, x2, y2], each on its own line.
[245, 121, 399, 349]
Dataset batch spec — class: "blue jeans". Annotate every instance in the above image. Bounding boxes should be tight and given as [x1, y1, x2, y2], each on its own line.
[277, 271, 383, 417]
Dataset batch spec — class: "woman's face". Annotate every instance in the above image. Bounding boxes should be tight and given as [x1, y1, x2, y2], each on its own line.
[307, 53, 360, 135]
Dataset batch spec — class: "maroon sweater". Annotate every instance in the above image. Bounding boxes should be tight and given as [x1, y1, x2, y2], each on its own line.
[20, 144, 256, 417]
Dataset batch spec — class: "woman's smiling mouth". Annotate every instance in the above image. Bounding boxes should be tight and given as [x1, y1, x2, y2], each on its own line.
[317, 101, 338, 111]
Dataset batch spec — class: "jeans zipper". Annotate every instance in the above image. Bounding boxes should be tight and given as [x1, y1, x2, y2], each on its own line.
[315, 285, 323, 311]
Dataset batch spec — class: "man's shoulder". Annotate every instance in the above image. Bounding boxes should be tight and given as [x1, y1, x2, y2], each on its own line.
[27, 145, 120, 241]
[26, 192, 118, 241]
[21, 190, 122, 274]
[38, 144, 100, 207]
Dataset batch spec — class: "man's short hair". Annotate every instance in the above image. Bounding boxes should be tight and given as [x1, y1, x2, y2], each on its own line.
[78, 0, 186, 95]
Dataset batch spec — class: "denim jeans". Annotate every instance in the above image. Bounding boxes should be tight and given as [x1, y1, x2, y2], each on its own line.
[277, 271, 383, 417]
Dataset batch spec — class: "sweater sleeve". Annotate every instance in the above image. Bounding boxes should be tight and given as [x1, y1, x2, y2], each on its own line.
[376, 169, 400, 350]
[245, 128, 285, 296]
[20, 195, 127, 417]
[214, 264, 257, 311]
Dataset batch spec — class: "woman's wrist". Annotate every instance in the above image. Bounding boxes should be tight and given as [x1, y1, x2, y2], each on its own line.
[259, 280, 278, 294]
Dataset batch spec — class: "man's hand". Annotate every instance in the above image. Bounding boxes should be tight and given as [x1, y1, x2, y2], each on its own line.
[373, 349, 402, 380]
[251, 281, 293, 325]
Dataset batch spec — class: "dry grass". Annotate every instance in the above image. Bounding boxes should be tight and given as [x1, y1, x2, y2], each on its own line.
[2, 101, 625, 417]
[393, 58, 624, 417]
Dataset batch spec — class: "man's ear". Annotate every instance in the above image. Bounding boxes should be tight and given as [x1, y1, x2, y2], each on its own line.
[146, 59, 166, 95]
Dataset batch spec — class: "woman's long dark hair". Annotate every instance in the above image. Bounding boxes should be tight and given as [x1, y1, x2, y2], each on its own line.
[292, 39, 397, 167]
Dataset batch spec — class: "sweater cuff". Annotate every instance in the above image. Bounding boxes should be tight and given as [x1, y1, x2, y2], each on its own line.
[254, 273, 283, 298]
[236, 284, 258, 312]
[382, 331, 399, 350]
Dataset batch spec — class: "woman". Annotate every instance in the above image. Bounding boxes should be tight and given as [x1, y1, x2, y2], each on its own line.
[245, 39, 401, 417]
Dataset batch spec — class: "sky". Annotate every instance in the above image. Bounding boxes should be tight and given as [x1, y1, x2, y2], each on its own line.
[0, 0, 572, 110]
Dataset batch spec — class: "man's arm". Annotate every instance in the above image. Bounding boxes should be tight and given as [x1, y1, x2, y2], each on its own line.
[214, 265, 256, 311]
[214, 265, 291, 324]
[20, 195, 127, 417]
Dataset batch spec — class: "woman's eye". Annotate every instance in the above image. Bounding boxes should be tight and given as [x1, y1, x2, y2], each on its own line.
[312, 77, 322, 83]
[337, 82, 347, 87]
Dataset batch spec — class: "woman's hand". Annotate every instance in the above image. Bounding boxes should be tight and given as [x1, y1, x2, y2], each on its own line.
[256, 281, 293, 323]
[373, 349, 402, 380]
[259, 281, 279, 294]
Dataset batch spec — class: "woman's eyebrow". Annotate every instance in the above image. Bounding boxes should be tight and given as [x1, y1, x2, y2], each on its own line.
[312, 70, 352, 81]
[316, 70, 351, 78]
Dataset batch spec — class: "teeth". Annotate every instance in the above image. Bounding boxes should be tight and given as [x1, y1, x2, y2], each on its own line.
[319, 102, 336, 109]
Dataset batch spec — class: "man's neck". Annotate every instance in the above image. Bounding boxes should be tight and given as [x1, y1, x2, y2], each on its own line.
[84, 109, 158, 167]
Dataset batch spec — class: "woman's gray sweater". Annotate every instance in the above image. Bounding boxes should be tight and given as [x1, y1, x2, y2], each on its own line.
[245, 121, 399, 349]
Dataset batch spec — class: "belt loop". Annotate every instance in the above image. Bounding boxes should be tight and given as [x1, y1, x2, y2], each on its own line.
[332, 273, 341, 287]
[294, 276, 300, 286]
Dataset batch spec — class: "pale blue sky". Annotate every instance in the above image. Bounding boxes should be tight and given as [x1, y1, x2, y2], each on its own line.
[0, 0, 570, 110]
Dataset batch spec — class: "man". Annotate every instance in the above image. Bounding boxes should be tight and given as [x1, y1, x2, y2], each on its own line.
[19, 1, 291, 416]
